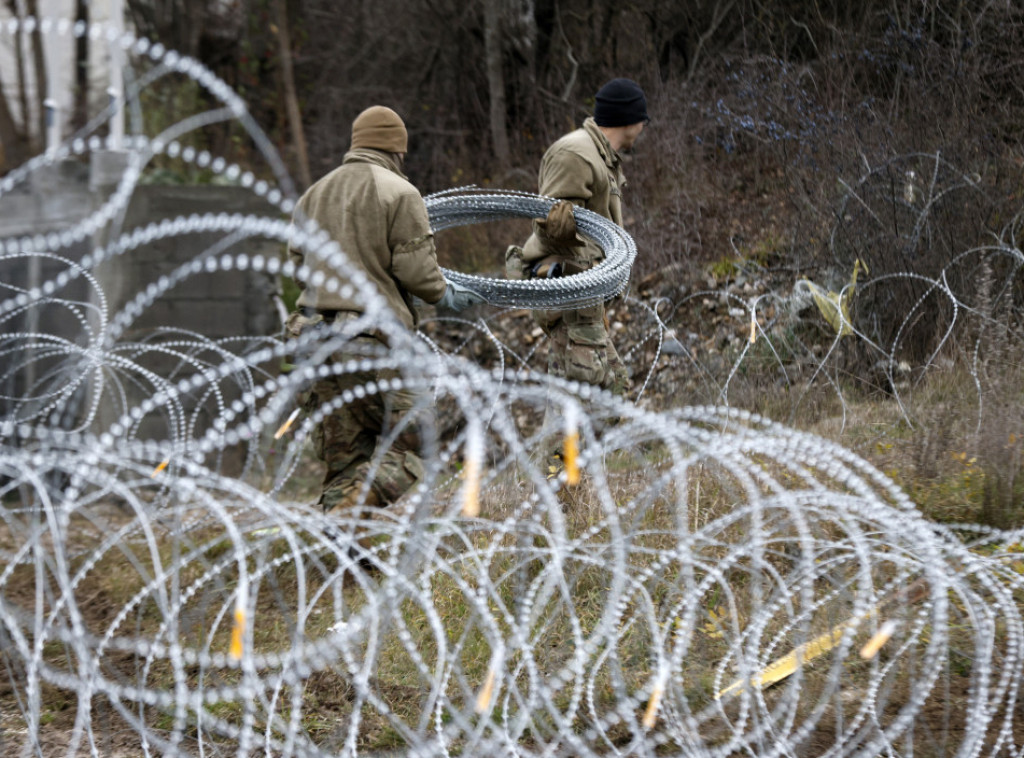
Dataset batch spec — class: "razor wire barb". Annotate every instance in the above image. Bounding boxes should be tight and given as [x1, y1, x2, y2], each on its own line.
[426, 186, 637, 310]
[2, 15, 1024, 758]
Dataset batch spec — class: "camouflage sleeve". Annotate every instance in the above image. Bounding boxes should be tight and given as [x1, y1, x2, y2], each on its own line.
[389, 191, 448, 305]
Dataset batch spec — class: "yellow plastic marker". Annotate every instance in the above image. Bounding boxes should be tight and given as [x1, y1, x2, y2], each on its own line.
[461, 456, 481, 517]
[717, 579, 926, 700]
[475, 666, 497, 713]
[150, 458, 170, 478]
[859, 619, 897, 660]
[564, 404, 580, 486]
[461, 421, 483, 517]
[642, 682, 664, 729]
[563, 430, 580, 485]
[749, 309, 757, 344]
[229, 603, 246, 661]
[273, 407, 301, 439]
[717, 620, 854, 700]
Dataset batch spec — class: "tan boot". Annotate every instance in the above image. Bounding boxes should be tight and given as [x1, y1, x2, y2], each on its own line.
[320, 479, 382, 516]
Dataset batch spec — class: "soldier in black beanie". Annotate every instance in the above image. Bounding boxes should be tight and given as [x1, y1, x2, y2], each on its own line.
[594, 77, 650, 129]
[505, 77, 649, 460]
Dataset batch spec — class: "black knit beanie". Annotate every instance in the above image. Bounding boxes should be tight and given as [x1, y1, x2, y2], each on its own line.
[593, 78, 648, 127]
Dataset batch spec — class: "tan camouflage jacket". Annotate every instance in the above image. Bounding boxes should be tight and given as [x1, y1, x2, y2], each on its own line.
[522, 117, 625, 266]
[288, 148, 448, 329]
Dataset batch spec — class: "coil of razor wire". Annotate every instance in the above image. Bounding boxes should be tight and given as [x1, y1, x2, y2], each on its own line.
[8, 17, 1024, 757]
[425, 187, 637, 310]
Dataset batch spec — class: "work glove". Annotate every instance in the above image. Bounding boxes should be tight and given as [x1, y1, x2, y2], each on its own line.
[535, 200, 583, 247]
[436, 279, 486, 312]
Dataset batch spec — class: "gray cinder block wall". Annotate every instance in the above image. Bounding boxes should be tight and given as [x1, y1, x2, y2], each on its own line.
[1, 157, 285, 452]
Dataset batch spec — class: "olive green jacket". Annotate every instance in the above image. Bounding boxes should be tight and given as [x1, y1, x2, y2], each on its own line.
[522, 117, 626, 265]
[288, 148, 448, 329]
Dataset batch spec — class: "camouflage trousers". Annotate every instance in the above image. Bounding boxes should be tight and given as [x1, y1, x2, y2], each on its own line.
[534, 316, 629, 463]
[547, 318, 629, 396]
[286, 310, 425, 514]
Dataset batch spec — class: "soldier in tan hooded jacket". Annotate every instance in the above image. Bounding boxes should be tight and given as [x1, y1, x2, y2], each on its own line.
[517, 78, 648, 396]
[286, 105, 483, 514]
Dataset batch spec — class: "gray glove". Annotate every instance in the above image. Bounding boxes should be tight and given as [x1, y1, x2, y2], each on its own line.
[436, 279, 486, 312]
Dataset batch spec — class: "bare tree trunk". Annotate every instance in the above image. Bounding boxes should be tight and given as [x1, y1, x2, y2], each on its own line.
[484, 0, 510, 164]
[71, 0, 89, 131]
[25, 0, 48, 145]
[7, 0, 31, 147]
[273, 0, 311, 188]
[507, 0, 538, 129]
[507, 0, 537, 74]
[183, 0, 202, 58]
[0, 72, 27, 168]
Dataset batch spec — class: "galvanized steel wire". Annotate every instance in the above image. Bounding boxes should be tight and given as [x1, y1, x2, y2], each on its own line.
[426, 186, 637, 309]
[3, 17, 1024, 758]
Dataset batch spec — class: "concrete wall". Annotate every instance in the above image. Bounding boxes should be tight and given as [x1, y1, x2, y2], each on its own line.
[99, 183, 282, 340]
[0, 158, 285, 444]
